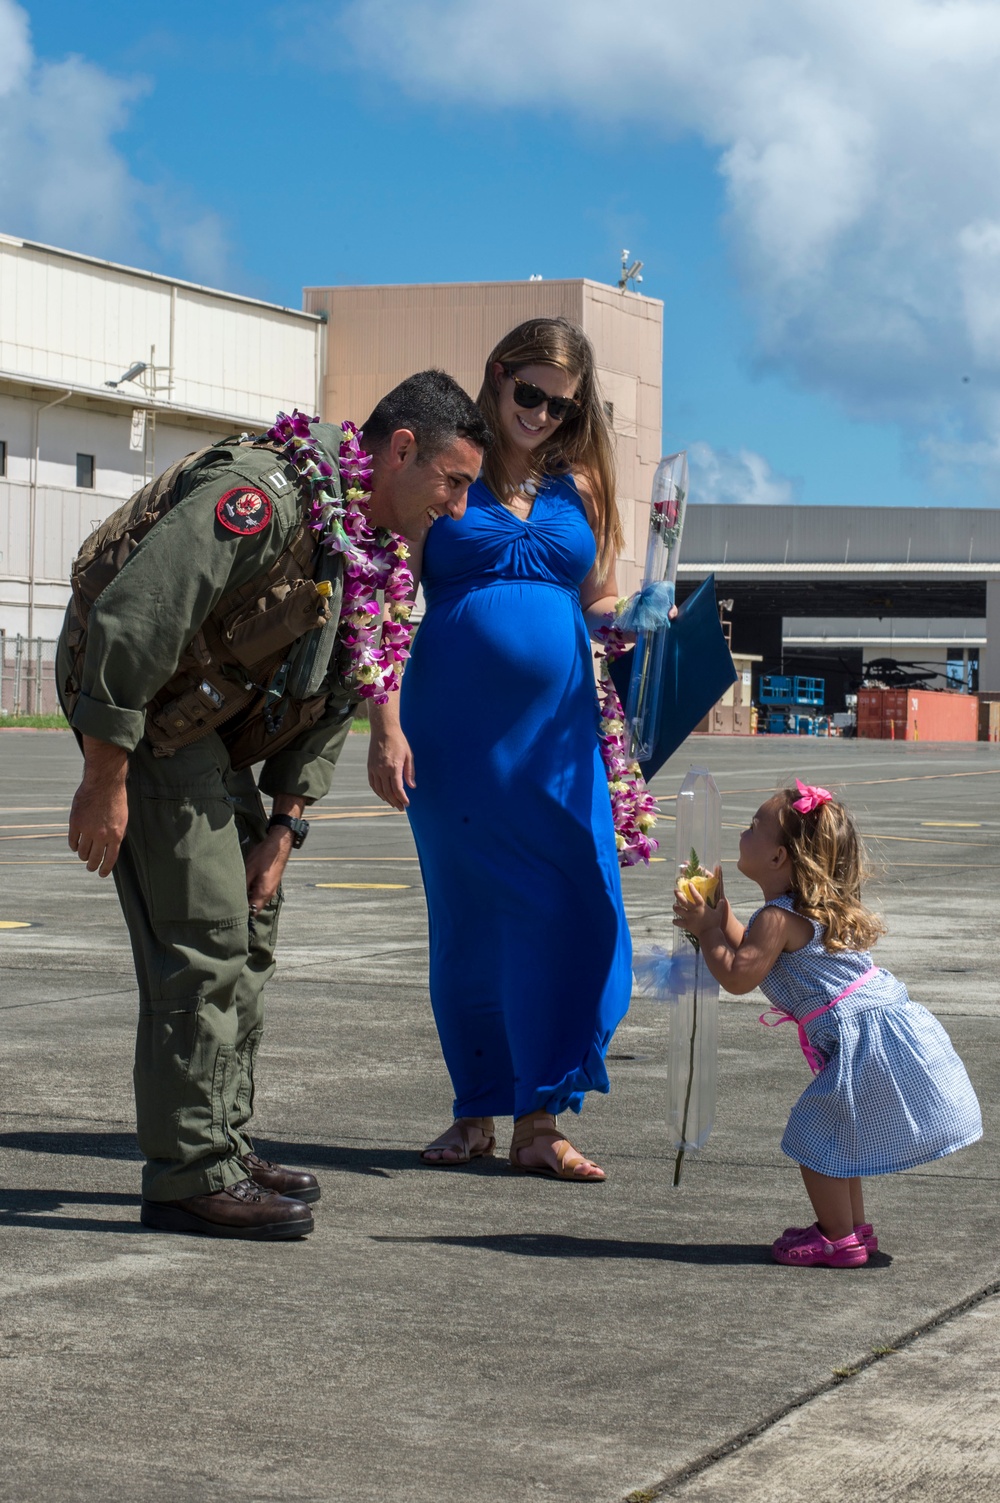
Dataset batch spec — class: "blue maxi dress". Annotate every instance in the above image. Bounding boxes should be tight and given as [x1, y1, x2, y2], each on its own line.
[401, 474, 633, 1121]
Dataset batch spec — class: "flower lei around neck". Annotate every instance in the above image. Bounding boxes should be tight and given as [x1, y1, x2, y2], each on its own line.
[263, 411, 414, 703]
[595, 614, 659, 866]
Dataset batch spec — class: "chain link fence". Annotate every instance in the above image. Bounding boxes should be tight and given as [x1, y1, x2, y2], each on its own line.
[0, 634, 62, 717]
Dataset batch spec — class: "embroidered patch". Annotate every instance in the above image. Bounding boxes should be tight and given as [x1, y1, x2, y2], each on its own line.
[215, 487, 273, 536]
[265, 468, 290, 491]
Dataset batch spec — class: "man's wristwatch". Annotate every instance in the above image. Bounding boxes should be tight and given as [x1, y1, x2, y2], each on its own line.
[267, 813, 310, 849]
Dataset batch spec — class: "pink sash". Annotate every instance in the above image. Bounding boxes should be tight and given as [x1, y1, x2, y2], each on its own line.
[759, 966, 878, 1075]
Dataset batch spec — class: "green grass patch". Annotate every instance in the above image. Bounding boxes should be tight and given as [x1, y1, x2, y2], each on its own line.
[0, 712, 70, 729]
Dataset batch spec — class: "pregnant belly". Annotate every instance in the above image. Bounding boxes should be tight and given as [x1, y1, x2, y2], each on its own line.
[402, 580, 594, 744]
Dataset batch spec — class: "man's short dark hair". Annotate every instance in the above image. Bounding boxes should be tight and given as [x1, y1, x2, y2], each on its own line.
[361, 369, 492, 460]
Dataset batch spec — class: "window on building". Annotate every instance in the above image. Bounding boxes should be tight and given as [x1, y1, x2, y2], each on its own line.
[0, 440, 6, 477]
[76, 453, 95, 489]
[946, 647, 977, 692]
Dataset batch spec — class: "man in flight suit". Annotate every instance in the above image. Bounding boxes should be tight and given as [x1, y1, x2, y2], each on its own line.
[58, 370, 490, 1239]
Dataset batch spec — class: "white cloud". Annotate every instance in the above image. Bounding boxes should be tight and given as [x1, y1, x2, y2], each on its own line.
[337, 0, 1000, 486]
[688, 442, 798, 506]
[0, 0, 230, 285]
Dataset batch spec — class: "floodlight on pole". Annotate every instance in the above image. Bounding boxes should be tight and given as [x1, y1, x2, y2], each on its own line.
[105, 361, 148, 389]
[618, 249, 644, 292]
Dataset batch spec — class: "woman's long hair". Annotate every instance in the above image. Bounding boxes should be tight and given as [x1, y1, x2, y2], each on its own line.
[775, 789, 887, 953]
[476, 317, 623, 581]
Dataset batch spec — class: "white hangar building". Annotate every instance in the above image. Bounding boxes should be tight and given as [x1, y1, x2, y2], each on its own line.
[0, 232, 324, 697]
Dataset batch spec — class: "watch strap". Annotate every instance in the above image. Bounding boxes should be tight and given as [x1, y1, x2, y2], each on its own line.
[268, 813, 309, 848]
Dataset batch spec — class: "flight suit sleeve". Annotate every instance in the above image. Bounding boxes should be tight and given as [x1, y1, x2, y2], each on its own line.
[70, 463, 300, 750]
[257, 697, 356, 803]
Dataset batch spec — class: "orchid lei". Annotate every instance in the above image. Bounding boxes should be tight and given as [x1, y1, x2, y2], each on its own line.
[595, 612, 659, 866]
[263, 411, 414, 703]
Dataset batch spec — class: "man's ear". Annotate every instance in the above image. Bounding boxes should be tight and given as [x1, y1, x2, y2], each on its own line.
[386, 428, 417, 469]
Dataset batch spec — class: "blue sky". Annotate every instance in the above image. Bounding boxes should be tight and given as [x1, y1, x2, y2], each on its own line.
[6, 0, 1000, 510]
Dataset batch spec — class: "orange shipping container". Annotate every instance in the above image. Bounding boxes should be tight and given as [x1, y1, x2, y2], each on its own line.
[855, 688, 978, 741]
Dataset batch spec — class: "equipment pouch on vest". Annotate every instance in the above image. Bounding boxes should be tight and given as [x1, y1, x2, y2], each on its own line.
[284, 550, 345, 700]
[221, 577, 335, 669]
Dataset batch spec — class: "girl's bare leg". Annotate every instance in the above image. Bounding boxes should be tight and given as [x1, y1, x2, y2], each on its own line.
[848, 1177, 866, 1226]
[800, 1165, 855, 1241]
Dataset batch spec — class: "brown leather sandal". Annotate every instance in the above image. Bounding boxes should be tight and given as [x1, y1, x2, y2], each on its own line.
[508, 1113, 606, 1182]
[419, 1116, 496, 1166]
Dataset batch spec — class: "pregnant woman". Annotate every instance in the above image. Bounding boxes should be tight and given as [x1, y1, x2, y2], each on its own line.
[368, 318, 632, 1181]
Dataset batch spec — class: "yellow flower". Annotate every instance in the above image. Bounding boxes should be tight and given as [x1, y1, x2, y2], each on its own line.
[677, 871, 719, 906]
[636, 812, 656, 832]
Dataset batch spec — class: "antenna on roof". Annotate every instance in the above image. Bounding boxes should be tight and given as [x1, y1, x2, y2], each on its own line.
[618, 249, 644, 293]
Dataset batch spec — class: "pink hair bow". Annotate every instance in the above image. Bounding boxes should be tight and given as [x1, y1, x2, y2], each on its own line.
[792, 778, 832, 814]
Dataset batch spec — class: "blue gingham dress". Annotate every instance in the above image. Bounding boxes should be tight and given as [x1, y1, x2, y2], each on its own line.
[750, 895, 982, 1177]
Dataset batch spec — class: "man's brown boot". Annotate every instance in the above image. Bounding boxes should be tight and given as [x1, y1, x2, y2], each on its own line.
[240, 1151, 321, 1203]
[140, 1179, 314, 1239]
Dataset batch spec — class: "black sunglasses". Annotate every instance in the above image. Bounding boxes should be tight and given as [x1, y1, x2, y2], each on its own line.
[503, 366, 582, 423]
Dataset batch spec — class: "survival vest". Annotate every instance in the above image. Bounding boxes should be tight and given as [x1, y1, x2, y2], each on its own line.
[61, 437, 349, 770]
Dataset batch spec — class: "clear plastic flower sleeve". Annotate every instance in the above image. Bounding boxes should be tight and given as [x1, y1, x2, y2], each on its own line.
[668, 765, 722, 1185]
[625, 451, 688, 759]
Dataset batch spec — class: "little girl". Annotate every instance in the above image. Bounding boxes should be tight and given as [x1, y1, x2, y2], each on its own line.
[672, 779, 983, 1268]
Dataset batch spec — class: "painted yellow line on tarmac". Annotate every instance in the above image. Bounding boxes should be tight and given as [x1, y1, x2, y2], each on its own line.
[289, 855, 419, 863]
[0, 832, 63, 841]
[920, 821, 983, 828]
[0, 822, 66, 831]
[0, 807, 69, 815]
[0, 920, 31, 929]
[309, 809, 396, 821]
[315, 882, 411, 890]
[867, 833, 990, 845]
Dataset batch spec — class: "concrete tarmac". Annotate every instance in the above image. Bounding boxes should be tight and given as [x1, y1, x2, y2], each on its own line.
[0, 730, 996, 1503]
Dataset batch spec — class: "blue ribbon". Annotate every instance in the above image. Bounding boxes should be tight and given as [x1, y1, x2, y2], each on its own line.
[615, 580, 675, 633]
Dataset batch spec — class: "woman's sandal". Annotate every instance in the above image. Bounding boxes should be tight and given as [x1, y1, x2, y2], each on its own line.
[508, 1113, 606, 1183]
[419, 1117, 496, 1166]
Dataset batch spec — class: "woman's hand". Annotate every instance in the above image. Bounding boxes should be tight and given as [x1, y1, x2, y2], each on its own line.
[368, 723, 416, 811]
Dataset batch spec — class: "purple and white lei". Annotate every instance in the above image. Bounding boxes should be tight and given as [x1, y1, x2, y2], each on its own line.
[264, 411, 414, 703]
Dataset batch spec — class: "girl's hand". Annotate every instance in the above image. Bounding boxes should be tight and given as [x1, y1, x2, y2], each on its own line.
[672, 881, 720, 939]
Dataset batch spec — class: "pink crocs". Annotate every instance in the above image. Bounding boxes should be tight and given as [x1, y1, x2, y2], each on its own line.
[776, 1221, 878, 1253]
[772, 1223, 869, 1267]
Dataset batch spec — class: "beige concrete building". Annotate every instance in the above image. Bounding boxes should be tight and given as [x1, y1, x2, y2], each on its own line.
[303, 278, 664, 594]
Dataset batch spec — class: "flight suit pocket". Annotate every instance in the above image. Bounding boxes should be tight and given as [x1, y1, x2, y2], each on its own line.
[132, 787, 247, 925]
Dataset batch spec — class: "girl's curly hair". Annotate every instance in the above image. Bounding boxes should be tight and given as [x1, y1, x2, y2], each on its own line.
[775, 788, 886, 953]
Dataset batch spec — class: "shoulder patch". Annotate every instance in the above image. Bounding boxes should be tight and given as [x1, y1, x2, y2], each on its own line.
[216, 487, 273, 536]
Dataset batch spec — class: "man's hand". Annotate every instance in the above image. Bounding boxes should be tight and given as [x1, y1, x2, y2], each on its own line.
[368, 724, 416, 811]
[245, 827, 294, 913]
[68, 736, 129, 878]
[245, 794, 309, 912]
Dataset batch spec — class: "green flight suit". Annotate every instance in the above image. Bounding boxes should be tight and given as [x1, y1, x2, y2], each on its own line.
[57, 442, 353, 1201]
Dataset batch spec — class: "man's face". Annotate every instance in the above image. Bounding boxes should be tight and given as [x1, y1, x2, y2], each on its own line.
[368, 431, 482, 541]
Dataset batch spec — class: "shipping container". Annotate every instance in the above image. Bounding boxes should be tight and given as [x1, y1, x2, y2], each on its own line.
[855, 687, 978, 741]
[978, 692, 1000, 742]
